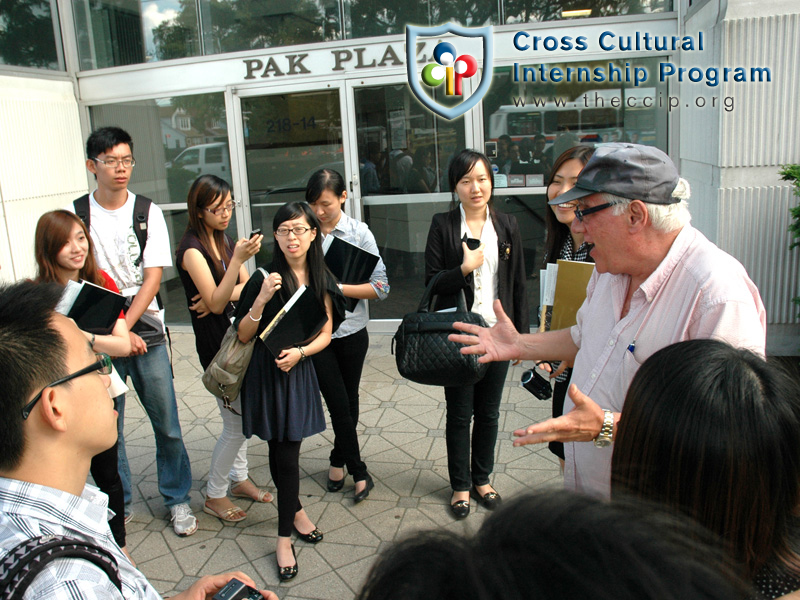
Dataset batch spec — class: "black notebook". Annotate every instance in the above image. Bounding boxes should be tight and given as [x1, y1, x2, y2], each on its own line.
[322, 235, 379, 312]
[56, 279, 126, 335]
[258, 285, 327, 358]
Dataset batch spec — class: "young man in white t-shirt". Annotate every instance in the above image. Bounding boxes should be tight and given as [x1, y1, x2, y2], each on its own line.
[69, 127, 196, 536]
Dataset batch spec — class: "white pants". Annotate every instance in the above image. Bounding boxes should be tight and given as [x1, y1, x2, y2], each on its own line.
[206, 395, 249, 499]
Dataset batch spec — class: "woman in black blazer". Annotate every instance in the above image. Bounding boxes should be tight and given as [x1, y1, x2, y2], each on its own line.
[425, 149, 529, 519]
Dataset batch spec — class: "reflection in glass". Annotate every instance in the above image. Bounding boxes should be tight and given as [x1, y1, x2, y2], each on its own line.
[0, 0, 60, 69]
[503, 0, 671, 24]
[73, 0, 148, 69]
[90, 92, 229, 324]
[241, 90, 342, 266]
[483, 58, 668, 186]
[344, 0, 496, 38]
[354, 84, 465, 196]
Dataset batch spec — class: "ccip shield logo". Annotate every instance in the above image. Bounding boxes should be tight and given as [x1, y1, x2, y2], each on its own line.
[406, 23, 493, 121]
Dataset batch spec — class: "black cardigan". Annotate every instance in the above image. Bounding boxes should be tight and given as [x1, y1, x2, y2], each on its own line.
[424, 208, 529, 334]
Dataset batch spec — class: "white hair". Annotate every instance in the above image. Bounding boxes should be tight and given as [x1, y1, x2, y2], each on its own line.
[604, 178, 692, 232]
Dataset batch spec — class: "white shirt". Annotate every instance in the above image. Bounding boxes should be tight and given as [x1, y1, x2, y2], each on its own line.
[565, 225, 767, 498]
[459, 205, 499, 325]
[67, 191, 172, 322]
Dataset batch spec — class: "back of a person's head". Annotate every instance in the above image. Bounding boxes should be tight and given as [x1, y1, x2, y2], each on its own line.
[357, 490, 748, 600]
[611, 339, 800, 576]
[0, 280, 67, 472]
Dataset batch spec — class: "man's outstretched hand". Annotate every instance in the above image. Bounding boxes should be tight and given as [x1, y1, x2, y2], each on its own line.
[171, 571, 278, 600]
[449, 299, 521, 363]
[512, 384, 605, 447]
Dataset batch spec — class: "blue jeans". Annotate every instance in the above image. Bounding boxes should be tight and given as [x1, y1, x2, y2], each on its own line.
[113, 344, 192, 509]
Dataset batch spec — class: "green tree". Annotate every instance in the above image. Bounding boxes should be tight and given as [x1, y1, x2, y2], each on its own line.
[0, 0, 58, 68]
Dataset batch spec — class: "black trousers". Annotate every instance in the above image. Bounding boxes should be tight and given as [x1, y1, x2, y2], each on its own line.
[444, 360, 509, 492]
[311, 327, 369, 482]
[267, 439, 303, 537]
[90, 441, 126, 547]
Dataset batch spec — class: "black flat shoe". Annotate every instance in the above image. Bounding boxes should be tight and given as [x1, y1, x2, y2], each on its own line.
[277, 544, 297, 581]
[471, 485, 502, 511]
[353, 473, 374, 504]
[294, 526, 323, 544]
[450, 499, 470, 519]
[327, 470, 346, 492]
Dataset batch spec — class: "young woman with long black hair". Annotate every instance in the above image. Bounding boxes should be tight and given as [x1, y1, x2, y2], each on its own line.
[234, 202, 344, 580]
[175, 174, 269, 523]
[541, 145, 595, 464]
[305, 169, 390, 502]
[424, 149, 528, 519]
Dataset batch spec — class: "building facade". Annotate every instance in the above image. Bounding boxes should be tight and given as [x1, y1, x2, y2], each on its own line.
[0, 0, 797, 352]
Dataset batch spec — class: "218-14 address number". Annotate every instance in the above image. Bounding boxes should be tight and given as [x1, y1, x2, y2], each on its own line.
[266, 117, 316, 133]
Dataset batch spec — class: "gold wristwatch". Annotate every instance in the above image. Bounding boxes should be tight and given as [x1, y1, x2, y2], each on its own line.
[593, 410, 614, 448]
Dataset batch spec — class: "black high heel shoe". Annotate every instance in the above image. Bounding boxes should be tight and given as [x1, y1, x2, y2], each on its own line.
[353, 473, 374, 504]
[327, 468, 346, 492]
[294, 526, 323, 544]
[277, 544, 297, 581]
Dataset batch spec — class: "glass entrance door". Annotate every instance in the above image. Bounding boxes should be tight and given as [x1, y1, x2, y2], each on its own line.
[232, 84, 349, 268]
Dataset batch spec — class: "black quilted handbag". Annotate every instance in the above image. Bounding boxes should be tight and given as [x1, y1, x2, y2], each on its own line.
[392, 272, 489, 387]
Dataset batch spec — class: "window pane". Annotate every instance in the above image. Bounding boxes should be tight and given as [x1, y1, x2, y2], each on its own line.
[503, 0, 672, 24]
[0, 0, 60, 69]
[199, 0, 341, 53]
[483, 58, 668, 185]
[345, 0, 497, 38]
[89, 92, 230, 325]
[354, 82, 466, 319]
[73, 0, 154, 68]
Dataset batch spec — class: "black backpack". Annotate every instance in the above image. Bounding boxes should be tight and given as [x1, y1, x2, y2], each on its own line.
[73, 194, 152, 267]
[0, 535, 122, 599]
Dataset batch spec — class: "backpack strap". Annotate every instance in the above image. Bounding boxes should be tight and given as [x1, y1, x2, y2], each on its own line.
[132, 195, 152, 267]
[73, 195, 91, 230]
[0, 535, 122, 600]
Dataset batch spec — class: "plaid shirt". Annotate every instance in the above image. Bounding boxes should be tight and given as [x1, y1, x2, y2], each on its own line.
[0, 477, 160, 599]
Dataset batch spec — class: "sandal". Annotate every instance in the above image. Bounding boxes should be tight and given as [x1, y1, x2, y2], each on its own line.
[203, 501, 246, 522]
[231, 478, 273, 503]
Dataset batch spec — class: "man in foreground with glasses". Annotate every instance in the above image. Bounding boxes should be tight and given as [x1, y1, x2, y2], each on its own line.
[450, 143, 766, 498]
[67, 127, 197, 536]
[0, 280, 276, 599]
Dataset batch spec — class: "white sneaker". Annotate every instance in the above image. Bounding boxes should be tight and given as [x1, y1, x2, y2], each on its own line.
[169, 503, 197, 537]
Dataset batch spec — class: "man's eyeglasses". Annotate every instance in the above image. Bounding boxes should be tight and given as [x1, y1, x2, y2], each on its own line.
[21, 353, 113, 420]
[205, 203, 235, 216]
[92, 157, 136, 169]
[574, 202, 614, 222]
[275, 226, 313, 236]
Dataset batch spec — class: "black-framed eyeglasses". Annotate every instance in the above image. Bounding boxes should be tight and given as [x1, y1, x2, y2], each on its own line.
[21, 353, 113, 420]
[574, 202, 614, 222]
[92, 157, 136, 169]
[275, 226, 312, 236]
[204, 203, 235, 216]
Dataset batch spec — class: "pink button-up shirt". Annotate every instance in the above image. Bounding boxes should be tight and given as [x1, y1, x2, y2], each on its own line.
[565, 225, 766, 498]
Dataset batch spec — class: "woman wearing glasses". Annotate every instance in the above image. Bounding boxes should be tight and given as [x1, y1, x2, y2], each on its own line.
[234, 201, 344, 580]
[34, 209, 132, 558]
[175, 175, 268, 523]
[425, 149, 529, 519]
[305, 169, 390, 503]
[541, 145, 595, 465]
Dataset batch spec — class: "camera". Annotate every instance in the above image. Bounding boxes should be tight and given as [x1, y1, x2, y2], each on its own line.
[521, 367, 553, 400]
[212, 578, 262, 600]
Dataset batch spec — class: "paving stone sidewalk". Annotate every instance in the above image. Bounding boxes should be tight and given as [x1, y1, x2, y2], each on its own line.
[119, 331, 562, 599]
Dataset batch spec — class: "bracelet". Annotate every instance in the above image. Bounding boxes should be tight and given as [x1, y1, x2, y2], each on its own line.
[90, 333, 96, 348]
[248, 309, 262, 322]
[336, 282, 344, 293]
[297, 346, 306, 361]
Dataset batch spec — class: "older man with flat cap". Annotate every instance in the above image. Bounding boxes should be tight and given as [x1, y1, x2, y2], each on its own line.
[450, 143, 766, 498]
